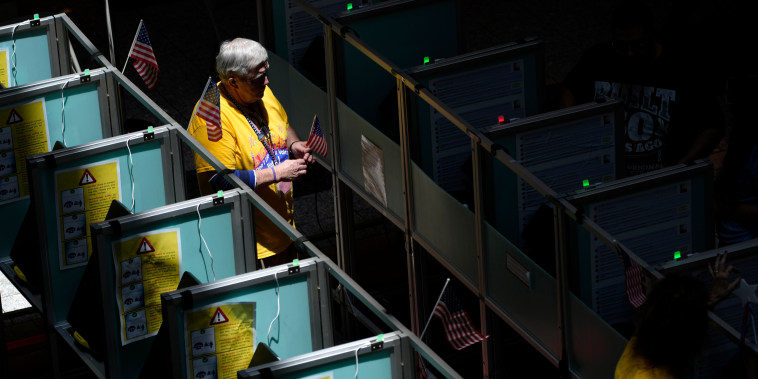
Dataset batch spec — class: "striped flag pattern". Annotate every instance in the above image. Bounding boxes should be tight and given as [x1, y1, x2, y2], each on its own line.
[196, 78, 222, 142]
[619, 252, 647, 308]
[305, 115, 327, 157]
[129, 21, 159, 90]
[433, 286, 488, 350]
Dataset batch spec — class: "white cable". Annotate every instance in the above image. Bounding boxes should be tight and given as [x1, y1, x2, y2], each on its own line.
[60, 79, 72, 147]
[125, 138, 135, 212]
[267, 270, 281, 344]
[10, 24, 20, 86]
[354, 345, 360, 379]
[196, 203, 216, 281]
[353, 342, 372, 379]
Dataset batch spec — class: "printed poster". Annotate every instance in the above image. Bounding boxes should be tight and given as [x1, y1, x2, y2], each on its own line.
[55, 159, 121, 269]
[361, 135, 387, 207]
[0, 98, 50, 203]
[0, 47, 9, 88]
[185, 302, 256, 379]
[113, 228, 182, 345]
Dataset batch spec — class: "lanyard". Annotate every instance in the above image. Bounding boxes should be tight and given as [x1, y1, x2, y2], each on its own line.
[220, 84, 280, 165]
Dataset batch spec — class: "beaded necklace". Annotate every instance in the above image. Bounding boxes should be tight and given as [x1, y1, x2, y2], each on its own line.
[220, 84, 279, 165]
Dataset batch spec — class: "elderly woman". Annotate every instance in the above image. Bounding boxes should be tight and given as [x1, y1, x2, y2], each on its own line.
[189, 38, 314, 267]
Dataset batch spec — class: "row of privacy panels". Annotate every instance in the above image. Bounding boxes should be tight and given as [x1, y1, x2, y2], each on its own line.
[53, 184, 449, 378]
[18, 125, 183, 321]
[264, 3, 725, 377]
[0, 125, 189, 379]
[265, 22, 628, 376]
[0, 66, 123, 258]
[159, 257, 431, 379]
[0, 11, 456, 378]
[59, 188, 255, 378]
[0, 14, 72, 88]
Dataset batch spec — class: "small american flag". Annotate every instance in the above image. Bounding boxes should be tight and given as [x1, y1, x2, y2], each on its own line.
[433, 286, 488, 350]
[305, 115, 327, 157]
[129, 20, 159, 90]
[195, 78, 222, 142]
[619, 251, 647, 308]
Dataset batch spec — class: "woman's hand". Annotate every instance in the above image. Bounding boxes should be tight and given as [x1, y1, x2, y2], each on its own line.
[289, 141, 314, 164]
[276, 158, 308, 182]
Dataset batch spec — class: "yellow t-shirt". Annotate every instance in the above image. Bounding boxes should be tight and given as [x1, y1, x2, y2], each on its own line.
[615, 337, 675, 379]
[189, 84, 294, 259]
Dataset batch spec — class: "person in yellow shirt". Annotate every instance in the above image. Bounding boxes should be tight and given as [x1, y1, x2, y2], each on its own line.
[189, 38, 314, 268]
[615, 253, 740, 378]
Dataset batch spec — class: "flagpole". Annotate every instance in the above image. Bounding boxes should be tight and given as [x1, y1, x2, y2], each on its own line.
[122, 19, 143, 74]
[420, 278, 450, 339]
[105, 0, 116, 65]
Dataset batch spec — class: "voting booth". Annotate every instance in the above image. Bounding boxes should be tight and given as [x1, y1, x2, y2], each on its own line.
[57, 189, 253, 378]
[0, 14, 72, 89]
[566, 160, 715, 327]
[333, 0, 459, 136]
[0, 67, 122, 258]
[484, 100, 625, 250]
[407, 39, 546, 196]
[3, 125, 183, 325]
[160, 257, 333, 379]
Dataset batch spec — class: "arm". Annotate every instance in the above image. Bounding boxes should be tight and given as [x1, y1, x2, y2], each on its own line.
[206, 159, 309, 191]
[677, 127, 723, 165]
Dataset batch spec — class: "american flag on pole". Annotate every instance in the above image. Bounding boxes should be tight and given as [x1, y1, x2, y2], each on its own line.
[618, 251, 647, 308]
[195, 78, 222, 142]
[433, 286, 488, 350]
[305, 114, 327, 157]
[129, 20, 159, 90]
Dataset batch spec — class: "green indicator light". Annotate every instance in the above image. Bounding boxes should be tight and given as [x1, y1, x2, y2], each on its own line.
[582, 179, 589, 187]
[292, 258, 300, 266]
[377, 333, 384, 342]
[84, 68, 90, 75]
[674, 251, 681, 260]
[347, 3, 353, 10]
[34, 14, 39, 20]
[423, 56, 430, 64]
[217, 190, 223, 197]
[147, 126, 154, 133]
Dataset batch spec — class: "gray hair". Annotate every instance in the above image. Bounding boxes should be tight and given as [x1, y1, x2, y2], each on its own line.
[216, 38, 268, 81]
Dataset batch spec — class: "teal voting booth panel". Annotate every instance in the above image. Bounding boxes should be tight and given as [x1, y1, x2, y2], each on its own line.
[238, 332, 411, 379]
[65, 189, 253, 378]
[407, 39, 546, 196]
[0, 68, 122, 259]
[566, 160, 714, 327]
[483, 101, 625, 250]
[0, 14, 70, 89]
[334, 0, 459, 135]
[161, 258, 332, 379]
[24, 125, 182, 328]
